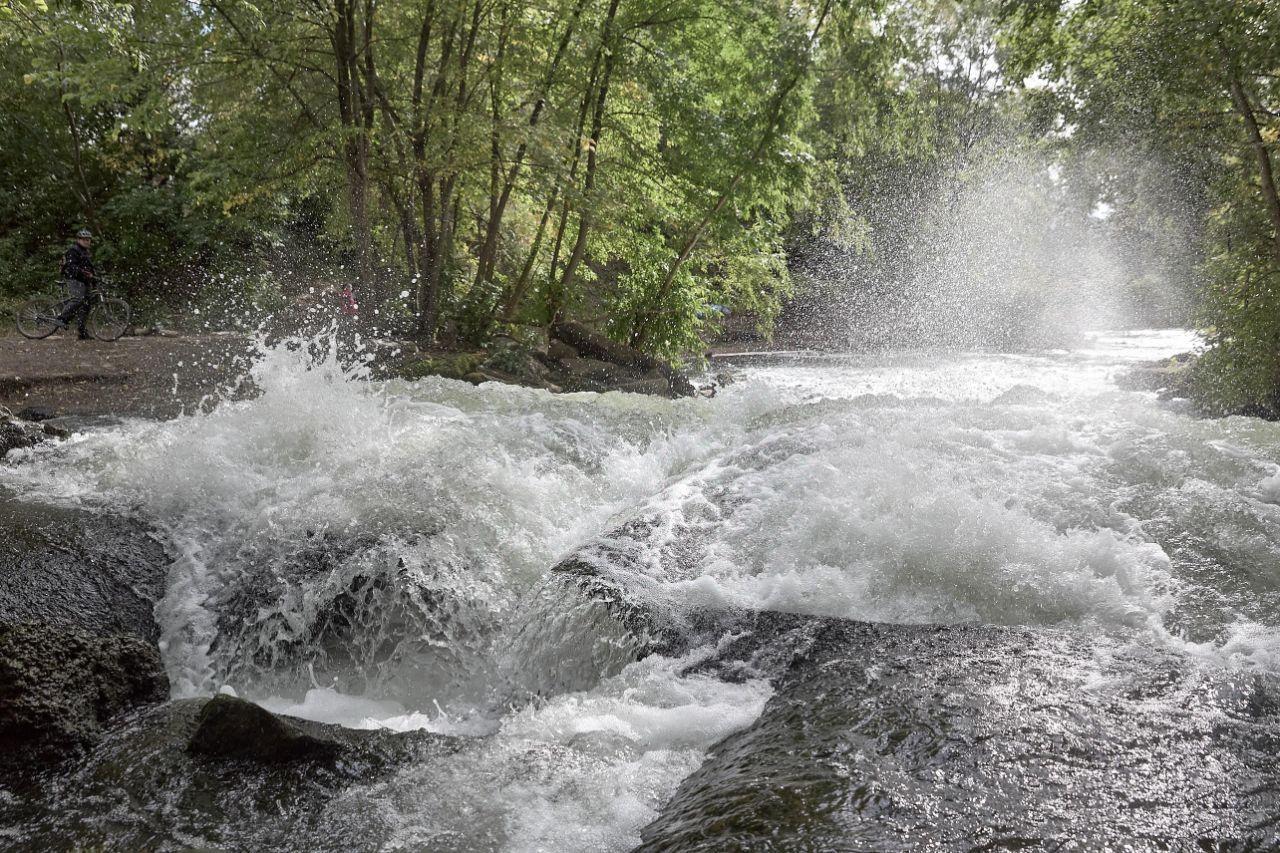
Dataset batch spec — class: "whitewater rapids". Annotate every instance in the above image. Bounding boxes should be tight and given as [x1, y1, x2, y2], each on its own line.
[3, 327, 1279, 849]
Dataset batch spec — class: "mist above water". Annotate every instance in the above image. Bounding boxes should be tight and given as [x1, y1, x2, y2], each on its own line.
[786, 142, 1194, 351]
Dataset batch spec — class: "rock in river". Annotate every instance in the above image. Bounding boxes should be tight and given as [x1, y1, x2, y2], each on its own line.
[0, 493, 168, 644]
[1, 696, 461, 850]
[0, 621, 167, 761]
[0, 417, 51, 460]
[637, 618, 1280, 851]
[188, 694, 343, 763]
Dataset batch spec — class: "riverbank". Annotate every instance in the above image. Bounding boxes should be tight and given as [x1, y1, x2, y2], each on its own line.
[0, 331, 256, 420]
[1116, 348, 1280, 420]
[0, 321, 698, 425]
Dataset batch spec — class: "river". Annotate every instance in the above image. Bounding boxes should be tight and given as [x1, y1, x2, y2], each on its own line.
[2, 328, 1278, 849]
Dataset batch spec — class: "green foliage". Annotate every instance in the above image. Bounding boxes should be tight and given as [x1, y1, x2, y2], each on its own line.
[3, 0, 859, 350]
[1192, 249, 1280, 413]
[1001, 0, 1280, 409]
[7, 0, 1268, 386]
[397, 352, 487, 381]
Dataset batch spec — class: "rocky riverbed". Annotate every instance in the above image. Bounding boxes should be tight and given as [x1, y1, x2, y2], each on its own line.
[3, 328, 1279, 850]
[0, 321, 705, 848]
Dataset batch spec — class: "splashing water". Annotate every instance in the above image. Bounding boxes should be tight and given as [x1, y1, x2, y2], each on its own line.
[5, 327, 1280, 848]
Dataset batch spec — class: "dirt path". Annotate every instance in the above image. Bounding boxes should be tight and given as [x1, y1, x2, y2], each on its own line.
[0, 331, 256, 419]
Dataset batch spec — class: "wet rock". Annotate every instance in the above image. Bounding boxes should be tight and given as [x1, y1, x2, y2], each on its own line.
[204, 533, 509, 710]
[551, 321, 695, 397]
[637, 619, 1280, 851]
[548, 339, 578, 362]
[560, 355, 623, 381]
[13, 407, 55, 422]
[387, 322, 694, 396]
[0, 621, 168, 761]
[614, 373, 677, 397]
[1115, 359, 1194, 396]
[712, 368, 738, 387]
[0, 417, 47, 459]
[1, 696, 461, 850]
[1118, 352, 1280, 420]
[482, 338, 541, 377]
[40, 421, 71, 439]
[0, 494, 168, 643]
[551, 321, 656, 373]
[188, 695, 341, 763]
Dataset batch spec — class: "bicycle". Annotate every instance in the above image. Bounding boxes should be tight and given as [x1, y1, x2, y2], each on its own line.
[15, 280, 131, 342]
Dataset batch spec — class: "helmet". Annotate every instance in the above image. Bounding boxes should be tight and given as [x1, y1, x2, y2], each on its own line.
[76, 229, 93, 239]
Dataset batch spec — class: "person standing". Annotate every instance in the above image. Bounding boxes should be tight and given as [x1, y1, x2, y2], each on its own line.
[56, 228, 96, 340]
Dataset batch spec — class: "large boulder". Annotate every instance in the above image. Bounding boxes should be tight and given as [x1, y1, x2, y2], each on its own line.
[637, 619, 1280, 851]
[0, 621, 168, 762]
[387, 323, 698, 397]
[551, 321, 663, 373]
[551, 321, 695, 397]
[0, 494, 168, 643]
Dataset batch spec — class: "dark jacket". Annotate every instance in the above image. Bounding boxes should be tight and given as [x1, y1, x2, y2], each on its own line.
[61, 243, 95, 285]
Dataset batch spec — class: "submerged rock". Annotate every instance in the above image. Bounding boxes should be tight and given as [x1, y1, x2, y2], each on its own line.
[201, 532, 517, 712]
[0, 621, 167, 761]
[1, 696, 460, 850]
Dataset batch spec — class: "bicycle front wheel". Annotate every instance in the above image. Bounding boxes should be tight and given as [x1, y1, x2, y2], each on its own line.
[89, 297, 130, 341]
[15, 297, 61, 339]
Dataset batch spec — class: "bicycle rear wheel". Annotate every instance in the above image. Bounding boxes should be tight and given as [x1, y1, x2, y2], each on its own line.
[89, 297, 130, 341]
[15, 297, 61, 339]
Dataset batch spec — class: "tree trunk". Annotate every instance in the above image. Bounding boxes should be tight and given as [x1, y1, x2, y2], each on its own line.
[1226, 69, 1280, 264]
[552, 0, 622, 320]
[552, 56, 614, 314]
[474, 0, 591, 292]
[418, 176, 440, 335]
[55, 49, 96, 230]
[543, 68, 599, 319]
[411, 7, 466, 340]
[333, 0, 375, 293]
[500, 186, 559, 320]
[630, 0, 833, 349]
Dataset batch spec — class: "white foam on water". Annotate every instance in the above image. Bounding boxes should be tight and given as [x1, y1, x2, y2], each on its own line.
[4, 326, 1280, 848]
[3, 327, 1275, 679]
[257, 686, 498, 736]
[1185, 619, 1280, 673]
[324, 649, 771, 852]
[0, 336, 752, 697]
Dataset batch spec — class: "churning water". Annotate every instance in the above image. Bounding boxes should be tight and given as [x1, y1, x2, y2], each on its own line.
[3, 328, 1279, 849]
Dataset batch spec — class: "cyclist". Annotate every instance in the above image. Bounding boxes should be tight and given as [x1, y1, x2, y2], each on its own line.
[55, 228, 96, 340]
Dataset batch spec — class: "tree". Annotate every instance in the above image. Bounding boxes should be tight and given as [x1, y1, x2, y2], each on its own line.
[1002, 0, 1280, 408]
